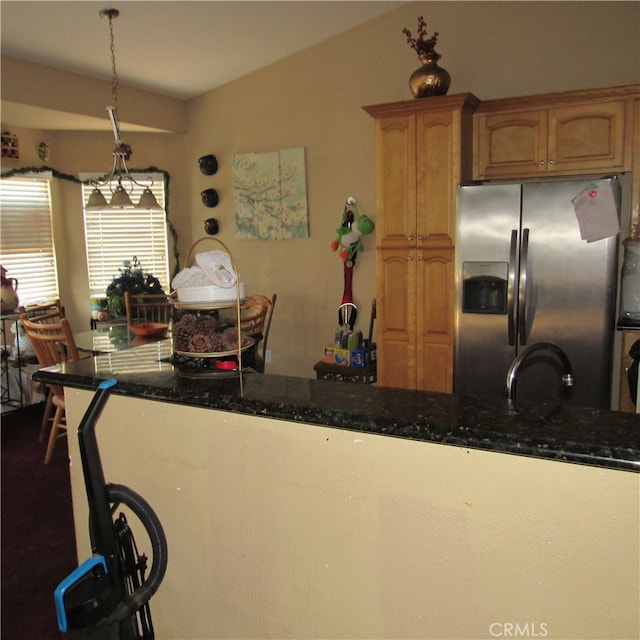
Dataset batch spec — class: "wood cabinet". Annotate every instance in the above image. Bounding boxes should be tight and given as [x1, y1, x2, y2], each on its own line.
[631, 94, 640, 231]
[363, 94, 478, 392]
[473, 86, 638, 180]
[618, 331, 639, 413]
[364, 85, 639, 397]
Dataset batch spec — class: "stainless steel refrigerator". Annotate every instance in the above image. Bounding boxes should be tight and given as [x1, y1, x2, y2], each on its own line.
[454, 177, 622, 409]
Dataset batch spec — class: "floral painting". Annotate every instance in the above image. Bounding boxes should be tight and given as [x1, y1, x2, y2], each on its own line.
[232, 147, 309, 240]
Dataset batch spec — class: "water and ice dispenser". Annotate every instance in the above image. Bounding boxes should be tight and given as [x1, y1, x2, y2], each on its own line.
[462, 262, 508, 314]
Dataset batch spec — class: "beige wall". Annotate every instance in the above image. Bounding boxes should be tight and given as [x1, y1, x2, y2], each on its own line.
[66, 389, 640, 639]
[2, 2, 639, 376]
[2, 57, 187, 133]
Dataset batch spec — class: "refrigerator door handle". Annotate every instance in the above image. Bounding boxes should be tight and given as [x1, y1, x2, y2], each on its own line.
[518, 228, 530, 346]
[508, 229, 518, 345]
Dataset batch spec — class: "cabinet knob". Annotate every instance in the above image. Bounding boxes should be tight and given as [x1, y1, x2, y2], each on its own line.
[407, 235, 415, 241]
[416, 235, 424, 241]
[548, 159, 555, 165]
[408, 256, 415, 261]
[539, 160, 546, 166]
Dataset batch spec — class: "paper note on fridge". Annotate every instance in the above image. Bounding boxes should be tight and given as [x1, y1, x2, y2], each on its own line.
[572, 182, 620, 242]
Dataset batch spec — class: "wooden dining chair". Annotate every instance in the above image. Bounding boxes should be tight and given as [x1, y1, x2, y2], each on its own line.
[124, 291, 174, 325]
[18, 299, 66, 437]
[240, 294, 277, 373]
[18, 298, 64, 322]
[20, 315, 81, 463]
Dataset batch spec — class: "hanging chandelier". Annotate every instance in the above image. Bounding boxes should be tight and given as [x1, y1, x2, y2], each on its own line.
[86, 8, 162, 212]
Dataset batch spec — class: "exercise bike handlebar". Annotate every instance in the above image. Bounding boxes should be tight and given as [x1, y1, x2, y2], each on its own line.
[78, 379, 167, 619]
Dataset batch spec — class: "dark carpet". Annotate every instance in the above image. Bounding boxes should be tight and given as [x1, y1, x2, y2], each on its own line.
[2, 402, 77, 640]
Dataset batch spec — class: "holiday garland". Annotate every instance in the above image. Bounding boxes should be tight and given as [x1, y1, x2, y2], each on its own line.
[0, 164, 181, 279]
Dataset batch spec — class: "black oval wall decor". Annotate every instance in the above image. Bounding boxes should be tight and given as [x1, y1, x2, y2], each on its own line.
[198, 154, 218, 176]
[204, 217, 219, 235]
[201, 188, 219, 208]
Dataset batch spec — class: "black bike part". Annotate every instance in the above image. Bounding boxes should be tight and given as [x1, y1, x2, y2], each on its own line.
[105, 484, 168, 631]
[73, 380, 168, 639]
[78, 382, 125, 594]
[113, 513, 153, 640]
[60, 560, 120, 635]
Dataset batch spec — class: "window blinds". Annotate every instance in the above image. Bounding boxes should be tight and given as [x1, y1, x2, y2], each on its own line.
[81, 173, 169, 297]
[0, 174, 60, 306]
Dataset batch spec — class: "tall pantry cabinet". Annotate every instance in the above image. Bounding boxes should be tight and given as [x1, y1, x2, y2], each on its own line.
[363, 94, 479, 392]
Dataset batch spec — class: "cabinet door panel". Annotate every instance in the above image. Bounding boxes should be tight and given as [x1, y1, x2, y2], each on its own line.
[420, 343, 452, 393]
[417, 250, 454, 393]
[376, 249, 416, 389]
[633, 97, 640, 232]
[417, 110, 456, 242]
[376, 116, 416, 247]
[474, 109, 547, 179]
[618, 331, 638, 413]
[548, 101, 626, 173]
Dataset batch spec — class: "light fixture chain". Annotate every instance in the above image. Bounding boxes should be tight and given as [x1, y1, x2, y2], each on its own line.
[108, 13, 120, 138]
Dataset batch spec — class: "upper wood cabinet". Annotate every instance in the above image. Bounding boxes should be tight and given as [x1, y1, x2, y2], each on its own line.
[473, 85, 639, 180]
[631, 94, 640, 232]
[363, 94, 478, 392]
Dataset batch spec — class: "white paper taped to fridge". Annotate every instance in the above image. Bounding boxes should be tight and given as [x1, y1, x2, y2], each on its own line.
[572, 181, 620, 242]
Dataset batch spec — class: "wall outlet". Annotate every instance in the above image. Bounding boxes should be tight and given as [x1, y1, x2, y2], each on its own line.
[265, 349, 272, 363]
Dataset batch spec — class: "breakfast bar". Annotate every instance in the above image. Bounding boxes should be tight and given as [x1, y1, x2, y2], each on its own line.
[34, 343, 640, 639]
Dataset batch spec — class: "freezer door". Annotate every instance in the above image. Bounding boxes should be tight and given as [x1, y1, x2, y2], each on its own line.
[517, 178, 619, 408]
[454, 184, 522, 400]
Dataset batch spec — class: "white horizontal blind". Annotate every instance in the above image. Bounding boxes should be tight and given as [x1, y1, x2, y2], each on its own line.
[0, 175, 60, 306]
[81, 173, 169, 297]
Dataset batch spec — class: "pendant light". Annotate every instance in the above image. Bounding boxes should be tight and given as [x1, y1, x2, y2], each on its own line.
[86, 8, 162, 212]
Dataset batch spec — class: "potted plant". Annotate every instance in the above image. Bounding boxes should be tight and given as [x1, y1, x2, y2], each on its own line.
[106, 256, 165, 319]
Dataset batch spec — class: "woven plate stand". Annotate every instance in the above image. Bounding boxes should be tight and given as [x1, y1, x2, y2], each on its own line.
[174, 237, 246, 395]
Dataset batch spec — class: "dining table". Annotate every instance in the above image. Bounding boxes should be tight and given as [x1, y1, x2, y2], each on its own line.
[74, 323, 171, 355]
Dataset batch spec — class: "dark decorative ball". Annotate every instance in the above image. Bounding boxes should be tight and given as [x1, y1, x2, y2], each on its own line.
[198, 154, 218, 175]
[201, 188, 219, 208]
[204, 217, 219, 235]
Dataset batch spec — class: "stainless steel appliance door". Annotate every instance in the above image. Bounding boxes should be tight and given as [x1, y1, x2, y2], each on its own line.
[454, 184, 522, 399]
[517, 178, 620, 407]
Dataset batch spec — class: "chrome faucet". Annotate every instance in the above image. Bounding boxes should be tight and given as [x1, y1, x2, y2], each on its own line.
[505, 341, 575, 409]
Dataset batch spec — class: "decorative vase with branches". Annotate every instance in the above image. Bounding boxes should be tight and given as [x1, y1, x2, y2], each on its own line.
[402, 16, 451, 98]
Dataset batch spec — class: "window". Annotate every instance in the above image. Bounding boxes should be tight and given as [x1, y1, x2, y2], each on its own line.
[81, 173, 169, 297]
[0, 173, 60, 305]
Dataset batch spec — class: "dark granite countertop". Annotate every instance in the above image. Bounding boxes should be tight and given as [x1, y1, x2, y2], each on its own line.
[33, 340, 640, 473]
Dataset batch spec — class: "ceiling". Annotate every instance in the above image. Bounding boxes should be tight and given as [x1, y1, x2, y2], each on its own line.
[1, 0, 403, 100]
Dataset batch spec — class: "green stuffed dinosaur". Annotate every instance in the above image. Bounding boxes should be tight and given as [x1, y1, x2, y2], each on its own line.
[330, 197, 375, 263]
